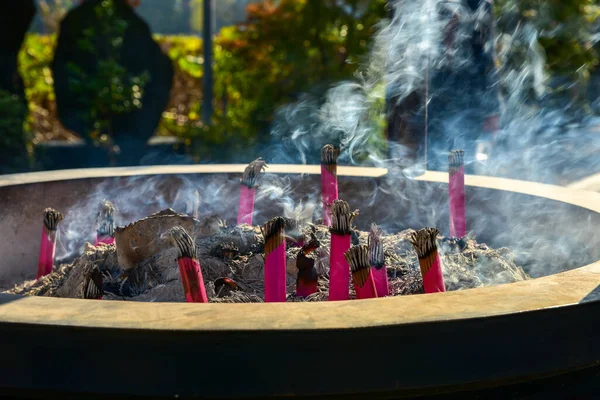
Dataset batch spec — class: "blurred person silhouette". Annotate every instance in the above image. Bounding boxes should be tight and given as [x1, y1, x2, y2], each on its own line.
[52, 0, 173, 167]
[0, 0, 36, 173]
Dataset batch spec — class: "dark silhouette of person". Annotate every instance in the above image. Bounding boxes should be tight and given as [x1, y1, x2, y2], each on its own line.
[0, 0, 36, 173]
[52, 0, 174, 166]
[387, 0, 501, 172]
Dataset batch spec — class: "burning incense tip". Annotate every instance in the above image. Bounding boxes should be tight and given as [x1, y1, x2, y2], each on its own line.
[43, 208, 64, 234]
[261, 216, 286, 255]
[346, 244, 378, 299]
[241, 157, 268, 188]
[409, 228, 446, 293]
[302, 232, 320, 254]
[368, 224, 384, 269]
[329, 200, 358, 235]
[97, 200, 115, 238]
[321, 144, 340, 166]
[169, 226, 197, 260]
[449, 150, 465, 174]
[368, 223, 389, 297]
[214, 277, 240, 297]
[82, 265, 104, 300]
[409, 228, 440, 261]
[345, 245, 370, 288]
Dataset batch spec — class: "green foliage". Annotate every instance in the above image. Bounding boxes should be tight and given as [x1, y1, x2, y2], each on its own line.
[159, 0, 388, 160]
[67, 0, 150, 141]
[19, 34, 56, 106]
[495, 0, 600, 79]
[0, 91, 28, 148]
[0, 91, 31, 171]
[18, 0, 390, 161]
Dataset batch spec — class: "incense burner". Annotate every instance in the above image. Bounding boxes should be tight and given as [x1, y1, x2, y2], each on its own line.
[1, 165, 599, 399]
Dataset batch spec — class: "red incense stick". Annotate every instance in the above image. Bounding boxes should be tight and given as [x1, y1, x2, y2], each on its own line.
[169, 226, 208, 303]
[368, 224, 389, 297]
[295, 233, 320, 297]
[95, 199, 116, 246]
[449, 150, 466, 238]
[321, 144, 340, 227]
[237, 158, 267, 225]
[346, 244, 378, 300]
[261, 217, 287, 302]
[410, 228, 446, 293]
[328, 200, 358, 301]
[83, 265, 104, 300]
[37, 208, 64, 279]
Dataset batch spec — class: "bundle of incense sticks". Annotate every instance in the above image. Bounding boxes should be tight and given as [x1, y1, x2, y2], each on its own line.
[321, 144, 340, 226]
[409, 228, 446, 293]
[295, 233, 320, 297]
[83, 266, 104, 300]
[368, 224, 389, 297]
[328, 199, 358, 301]
[261, 217, 287, 302]
[237, 158, 267, 226]
[345, 244, 378, 300]
[169, 226, 208, 303]
[37, 208, 64, 279]
[95, 200, 116, 246]
[449, 150, 466, 238]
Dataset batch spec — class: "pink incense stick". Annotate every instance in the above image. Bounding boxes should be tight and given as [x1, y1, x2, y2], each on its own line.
[37, 208, 64, 279]
[321, 144, 340, 227]
[328, 200, 358, 301]
[368, 224, 389, 297]
[346, 245, 378, 300]
[170, 226, 208, 303]
[237, 158, 267, 225]
[410, 228, 446, 293]
[95, 199, 116, 246]
[449, 150, 466, 238]
[83, 265, 103, 300]
[262, 217, 287, 302]
[295, 233, 320, 297]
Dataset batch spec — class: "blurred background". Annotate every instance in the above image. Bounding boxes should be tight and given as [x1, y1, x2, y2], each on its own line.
[0, 0, 599, 187]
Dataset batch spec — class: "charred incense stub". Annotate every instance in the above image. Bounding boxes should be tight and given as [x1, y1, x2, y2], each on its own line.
[345, 244, 370, 288]
[302, 232, 320, 254]
[82, 265, 103, 299]
[368, 224, 385, 270]
[261, 217, 286, 256]
[43, 208, 64, 234]
[449, 149, 464, 175]
[409, 228, 441, 277]
[296, 234, 320, 297]
[329, 200, 358, 235]
[241, 157, 268, 188]
[97, 200, 115, 237]
[169, 226, 198, 260]
[321, 144, 340, 175]
[214, 277, 240, 297]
